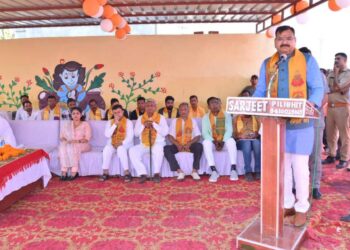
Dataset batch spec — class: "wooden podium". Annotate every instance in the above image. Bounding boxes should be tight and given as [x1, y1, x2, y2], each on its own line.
[226, 97, 320, 250]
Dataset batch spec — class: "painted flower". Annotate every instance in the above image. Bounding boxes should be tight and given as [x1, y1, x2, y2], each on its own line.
[26, 80, 33, 87]
[94, 64, 104, 70]
[60, 59, 65, 64]
[42, 67, 50, 76]
[155, 71, 161, 77]
[118, 72, 124, 77]
[130, 72, 136, 77]
[14, 77, 20, 82]
[160, 87, 167, 94]
[109, 83, 115, 89]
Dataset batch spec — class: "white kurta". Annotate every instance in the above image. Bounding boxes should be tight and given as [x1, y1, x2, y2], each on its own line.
[15, 110, 41, 120]
[102, 119, 134, 171]
[0, 116, 17, 147]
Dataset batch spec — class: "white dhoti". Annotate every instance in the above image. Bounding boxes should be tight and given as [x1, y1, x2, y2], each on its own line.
[284, 153, 310, 213]
[102, 144, 130, 172]
[203, 138, 237, 167]
[129, 142, 165, 176]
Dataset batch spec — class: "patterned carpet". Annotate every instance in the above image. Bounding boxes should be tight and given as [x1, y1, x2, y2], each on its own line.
[0, 163, 349, 250]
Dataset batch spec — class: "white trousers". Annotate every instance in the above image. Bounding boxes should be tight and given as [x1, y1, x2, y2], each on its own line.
[102, 144, 130, 172]
[129, 142, 165, 176]
[203, 138, 237, 167]
[284, 153, 310, 213]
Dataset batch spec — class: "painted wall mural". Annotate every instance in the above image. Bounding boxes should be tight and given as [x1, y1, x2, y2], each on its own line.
[0, 77, 32, 109]
[35, 60, 106, 110]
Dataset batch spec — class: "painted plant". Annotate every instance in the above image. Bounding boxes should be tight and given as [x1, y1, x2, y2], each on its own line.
[0, 76, 32, 109]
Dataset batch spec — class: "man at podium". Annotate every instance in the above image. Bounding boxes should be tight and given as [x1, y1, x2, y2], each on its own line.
[253, 26, 324, 227]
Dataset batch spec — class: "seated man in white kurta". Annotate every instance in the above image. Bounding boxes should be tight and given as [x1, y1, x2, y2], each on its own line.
[129, 99, 169, 183]
[16, 101, 41, 120]
[0, 116, 17, 147]
[100, 104, 134, 182]
[202, 97, 238, 183]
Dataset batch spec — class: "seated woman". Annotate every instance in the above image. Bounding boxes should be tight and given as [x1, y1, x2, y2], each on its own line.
[233, 90, 261, 182]
[59, 107, 92, 181]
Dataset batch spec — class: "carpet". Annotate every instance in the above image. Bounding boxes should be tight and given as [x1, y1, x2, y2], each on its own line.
[0, 163, 349, 250]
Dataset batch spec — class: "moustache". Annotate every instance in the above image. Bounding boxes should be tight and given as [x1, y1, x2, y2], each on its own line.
[281, 45, 290, 47]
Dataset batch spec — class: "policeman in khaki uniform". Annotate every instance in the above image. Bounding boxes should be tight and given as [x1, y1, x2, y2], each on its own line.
[322, 53, 350, 169]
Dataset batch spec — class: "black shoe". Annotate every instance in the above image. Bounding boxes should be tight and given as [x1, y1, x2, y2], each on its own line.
[99, 174, 108, 182]
[336, 160, 348, 169]
[255, 172, 261, 180]
[312, 188, 322, 200]
[139, 175, 147, 184]
[69, 173, 79, 181]
[124, 174, 132, 183]
[340, 214, 350, 222]
[245, 172, 254, 182]
[60, 175, 68, 181]
[322, 156, 336, 164]
[153, 173, 161, 183]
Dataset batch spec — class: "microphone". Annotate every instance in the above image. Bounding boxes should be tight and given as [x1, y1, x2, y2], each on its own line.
[275, 54, 287, 67]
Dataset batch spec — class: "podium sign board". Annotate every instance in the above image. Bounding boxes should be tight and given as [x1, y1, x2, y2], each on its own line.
[227, 97, 319, 250]
[226, 97, 319, 119]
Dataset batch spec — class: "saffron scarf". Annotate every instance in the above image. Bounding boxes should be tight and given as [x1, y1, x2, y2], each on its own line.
[111, 117, 127, 147]
[42, 105, 60, 120]
[266, 50, 308, 124]
[107, 108, 113, 120]
[236, 116, 258, 134]
[175, 118, 193, 146]
[141, 112, 161, 147]
[89, 109, 102, 120]
[189, 106, 205, 118]
[162, 107, 178, 118]
[209, 111, 226, 142]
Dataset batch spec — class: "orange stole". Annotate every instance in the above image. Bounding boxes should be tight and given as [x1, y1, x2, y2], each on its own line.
[266, 50, 308, 124]
[175, 118, 193, 146]
[42, 105, 60, 120]
[141, 113, 161, 147]
[111, 117, 127, 147]
[209, 111, 226, 142]
[89, 109, 102, 120]
[162, 107, 178, 118]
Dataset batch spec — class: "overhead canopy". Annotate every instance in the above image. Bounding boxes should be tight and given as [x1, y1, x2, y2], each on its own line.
[0, 0, 326, 32]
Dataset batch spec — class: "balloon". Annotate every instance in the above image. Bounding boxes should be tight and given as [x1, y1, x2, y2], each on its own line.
[335, 0, 350, 8]
[124, 24, 131, 34]
[272, 14, 281, 25]
[97, 0, 108, 5]
[117, 18, 127, 29]
[100, 19, 114, 32]
[111, 14, 122, 27]
[103, 5, 115, 18]
[91, 6, 104, 18]
[296, 13, 309, 24]
[82, 0, 100, 17]
[115, 29, 127, 40]
[328, 0, 341, 11]
[290, 0, 309, 14]
[266, 26, 276, 38]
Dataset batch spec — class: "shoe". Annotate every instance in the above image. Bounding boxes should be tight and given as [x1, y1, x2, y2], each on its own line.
[321, 156, 335, 164]
[245, 172, 254, 182]
[60, 175, 68, 181]
[139, 175, 147, 184]
[99, 174, 108, 182]
[336, 160, 348, 169]
[177, 172, 185, 181]
[255, 172, 261, 180]
[340, 214, 350, 222]
[230, 170, 238, 181]
[312, 188, 322, 200]
[284, 207, 296, 217]
[153, 173, 161, 183]
[336, 153, 341, 160]
[69, 173, 79, 181]
[294, 212, 307, 227]
[209, 171, 219, 183]
[191, 172, 201, 181]
[124, 174, 132, 183]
